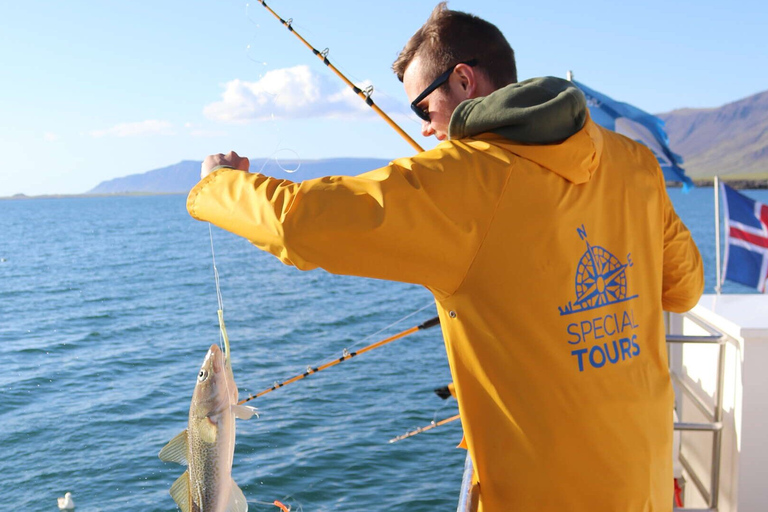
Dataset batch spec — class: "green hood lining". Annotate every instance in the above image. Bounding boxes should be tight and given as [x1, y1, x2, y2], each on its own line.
[449, 77, 588, 144]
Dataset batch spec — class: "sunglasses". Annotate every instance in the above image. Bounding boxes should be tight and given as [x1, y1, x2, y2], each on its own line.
[410, 59, 478, 123]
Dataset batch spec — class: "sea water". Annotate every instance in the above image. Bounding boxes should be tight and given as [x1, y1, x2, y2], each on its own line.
[0, 188, 764, 511]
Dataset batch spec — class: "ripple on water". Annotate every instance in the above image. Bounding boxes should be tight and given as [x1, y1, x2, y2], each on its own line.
[2, 195, 472, 510]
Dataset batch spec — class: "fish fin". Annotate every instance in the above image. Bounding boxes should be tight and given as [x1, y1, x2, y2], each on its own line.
[169, 470, 191, 512]
[232, 404, 259, 420]
[225, 479, 248, 512]
[199, 417, 218, 443]
[158, 430, 189, 465]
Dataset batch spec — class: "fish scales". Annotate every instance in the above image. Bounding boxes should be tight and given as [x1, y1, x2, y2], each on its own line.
[160, 343, 255, 512]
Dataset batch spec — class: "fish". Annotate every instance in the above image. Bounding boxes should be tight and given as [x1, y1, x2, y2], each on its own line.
[159, 343, 257, 512]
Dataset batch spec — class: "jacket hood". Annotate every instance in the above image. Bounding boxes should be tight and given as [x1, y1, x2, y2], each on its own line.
[449, 76, 603, 184]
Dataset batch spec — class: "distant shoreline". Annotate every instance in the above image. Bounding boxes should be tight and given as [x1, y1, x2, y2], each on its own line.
[670, 179, 768, 189]
[4, 178, 768, 200]
[691, 179, 768, 189]
[0, 191, 187, 200]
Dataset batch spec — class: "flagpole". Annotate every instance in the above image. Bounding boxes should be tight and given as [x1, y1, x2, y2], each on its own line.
[714, 175, 722, 294]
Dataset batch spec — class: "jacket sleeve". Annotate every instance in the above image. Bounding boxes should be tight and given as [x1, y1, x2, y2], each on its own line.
[659, 182, 704, 312]
[186, 144, 507, 296]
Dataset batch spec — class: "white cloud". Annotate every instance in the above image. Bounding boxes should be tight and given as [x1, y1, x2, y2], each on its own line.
[90, 120, 174, 138]
[204, 65, 383, 122]
[43, 132, 59, 142]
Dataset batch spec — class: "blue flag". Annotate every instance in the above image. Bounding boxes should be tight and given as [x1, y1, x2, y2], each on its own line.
[721, 183, 768, 292]
[573, 80, 693, 190]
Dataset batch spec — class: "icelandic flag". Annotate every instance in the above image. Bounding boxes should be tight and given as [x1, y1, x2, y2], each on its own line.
[573, 80, 694, 190]
[721, 183, 768, 292]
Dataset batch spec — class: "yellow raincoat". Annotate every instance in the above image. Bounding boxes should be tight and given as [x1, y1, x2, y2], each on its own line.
[188, 77, 703, 511]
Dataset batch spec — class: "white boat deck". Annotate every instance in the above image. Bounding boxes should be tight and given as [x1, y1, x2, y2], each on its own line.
[669, 294, 768, 511]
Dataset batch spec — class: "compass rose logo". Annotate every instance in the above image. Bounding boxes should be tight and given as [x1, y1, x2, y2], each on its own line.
[559, 225, 639, 316]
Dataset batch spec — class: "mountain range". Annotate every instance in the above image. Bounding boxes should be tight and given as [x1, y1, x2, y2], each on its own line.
[659, 89, 768, 179]
[88, 158, 392, 194]
[88, 88, 767, 194]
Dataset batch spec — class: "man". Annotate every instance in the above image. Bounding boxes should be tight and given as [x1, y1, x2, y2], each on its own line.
[188, 3, 703, 511]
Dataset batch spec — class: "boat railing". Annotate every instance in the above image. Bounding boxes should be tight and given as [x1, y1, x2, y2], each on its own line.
[456, 453, 477, 512]
[668, 309, 728, 512]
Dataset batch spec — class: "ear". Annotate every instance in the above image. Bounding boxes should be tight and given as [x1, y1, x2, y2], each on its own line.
[452, 63, 479, 99]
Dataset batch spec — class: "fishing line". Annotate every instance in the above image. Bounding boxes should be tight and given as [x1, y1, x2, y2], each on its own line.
[243, 3, 268, 73]
[346, 300, 435, 352]
[257, 147, 303, 175]
[244, 43, 269, 75]
[208, 224, 225, 315]
[242, 1, 423, 185]
[249, 0, 424, 153]
[246, 2, 416, 131]
[245, 41, 267, 62]
[242, 4, 307, 177]
[207, 225, 231, 356]
[431, 395, 453, 424]
[196, 5, 446, 508]
[237, 309, 440, 405]
[246, 404, 459, 510]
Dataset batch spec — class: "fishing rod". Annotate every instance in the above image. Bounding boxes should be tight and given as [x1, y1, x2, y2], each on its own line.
[252, 0, 424, 153]
[238, 315, 440, 405]
[389, 413, 462, 443]
[387, 382, 460, 442]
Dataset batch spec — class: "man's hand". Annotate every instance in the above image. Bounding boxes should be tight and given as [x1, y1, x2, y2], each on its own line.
[201, 151, 250, 179]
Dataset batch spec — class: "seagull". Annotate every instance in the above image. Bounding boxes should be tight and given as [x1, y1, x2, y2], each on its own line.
[57, 492, 75, 510]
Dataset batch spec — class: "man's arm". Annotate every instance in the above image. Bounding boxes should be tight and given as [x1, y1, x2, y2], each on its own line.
[187, 145, 507, 296]
[660, 183, 704, 312]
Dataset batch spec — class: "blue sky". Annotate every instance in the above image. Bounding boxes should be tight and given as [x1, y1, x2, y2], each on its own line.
[1, 0, 766, 196]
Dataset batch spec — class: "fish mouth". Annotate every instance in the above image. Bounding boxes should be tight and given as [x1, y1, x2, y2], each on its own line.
[207, 344, 224, 373]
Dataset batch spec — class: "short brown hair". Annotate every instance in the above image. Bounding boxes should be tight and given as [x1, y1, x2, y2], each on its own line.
[392, 2, 517, 89]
